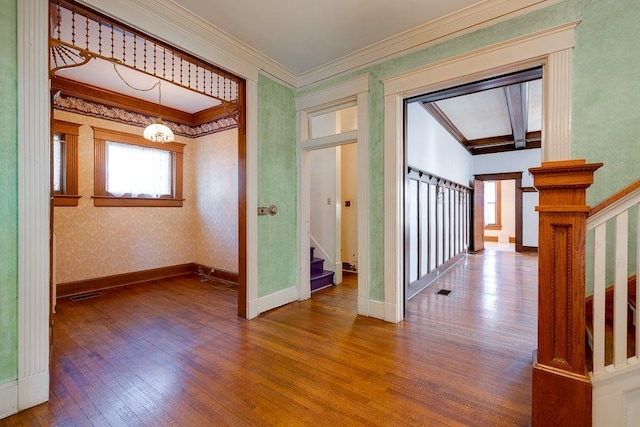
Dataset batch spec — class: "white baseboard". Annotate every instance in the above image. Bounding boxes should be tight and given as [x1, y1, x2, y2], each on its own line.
[18, 370, 49, 411]
[0, 381, 18, 420]
[258, 285, 298, 314]
[368, 300, 386, 320]
[247, 298, 259, 319]
[384, 302, 402, 323]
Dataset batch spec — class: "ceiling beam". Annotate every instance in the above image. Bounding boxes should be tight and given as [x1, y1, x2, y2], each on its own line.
[420, 102, 470, 152]
[504, 83, 528, 149]
[409, 67, 542, 104]
[472, 140, 541, 156]
[466, 131, 541, 148]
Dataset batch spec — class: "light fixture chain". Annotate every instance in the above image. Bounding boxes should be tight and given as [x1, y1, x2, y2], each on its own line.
[112, 63, 159, 93]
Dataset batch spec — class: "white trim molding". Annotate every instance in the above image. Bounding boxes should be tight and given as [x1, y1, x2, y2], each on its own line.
[381, 22, 578, 323]
[245, 77, 260, 320]
[296, 74, 371, 316]
[17, 0, 50, 412]
[257, 286, 299, 314]
[0, 381, 18, 419]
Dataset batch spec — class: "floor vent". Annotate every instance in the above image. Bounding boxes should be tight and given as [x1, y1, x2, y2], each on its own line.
[69, 292, 102, 301]
[436, 289, 452, 296]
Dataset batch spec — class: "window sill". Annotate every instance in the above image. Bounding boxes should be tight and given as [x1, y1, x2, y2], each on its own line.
[53, 195, 82, 207]
[485, 224, 502, 230]
[92, 196, 184, 207]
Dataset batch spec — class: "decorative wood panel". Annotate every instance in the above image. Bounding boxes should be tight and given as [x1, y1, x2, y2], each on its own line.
[405, 167, 470, 299]
[529, 159, 602, 426]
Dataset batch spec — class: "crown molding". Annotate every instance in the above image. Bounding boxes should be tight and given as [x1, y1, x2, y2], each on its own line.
[80, 0, 271, 83]
[298, 0, 561, 87]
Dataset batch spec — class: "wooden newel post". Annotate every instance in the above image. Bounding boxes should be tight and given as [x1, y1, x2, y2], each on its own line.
[529, 159, 602, 427]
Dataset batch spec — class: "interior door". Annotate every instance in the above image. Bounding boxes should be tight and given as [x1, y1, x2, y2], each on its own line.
[472, 179, 484, 252]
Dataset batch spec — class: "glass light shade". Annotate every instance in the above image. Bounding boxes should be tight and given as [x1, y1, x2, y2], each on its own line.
[143, 118, 174, 143]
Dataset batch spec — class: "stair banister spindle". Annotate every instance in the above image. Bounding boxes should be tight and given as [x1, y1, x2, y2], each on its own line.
[637, 201, 640, 357]
[593, 223, 606, 374]
[614, 211, 629, 368]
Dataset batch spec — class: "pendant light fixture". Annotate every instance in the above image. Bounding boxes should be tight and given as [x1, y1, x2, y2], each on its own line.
[143, 80, 174, 143]
[113, 64, 174, 143]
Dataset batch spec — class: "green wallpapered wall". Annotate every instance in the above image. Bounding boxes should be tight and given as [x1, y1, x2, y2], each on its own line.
[256, 75, 298, 297]
[0, 0, 18, 385]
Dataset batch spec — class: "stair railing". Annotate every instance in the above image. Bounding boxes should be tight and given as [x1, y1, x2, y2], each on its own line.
[586, 179, 640, 377]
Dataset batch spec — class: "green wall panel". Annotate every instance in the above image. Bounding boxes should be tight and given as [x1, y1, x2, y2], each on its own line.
[257, 74, 297, 297]
[0, 0, 18, 384]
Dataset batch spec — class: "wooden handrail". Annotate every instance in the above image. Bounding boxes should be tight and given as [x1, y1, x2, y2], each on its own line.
[589, 179, 640, 217]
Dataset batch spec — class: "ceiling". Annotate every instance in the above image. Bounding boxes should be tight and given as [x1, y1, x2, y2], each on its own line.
[169, 0, 483, 75]
[52, 0, 544, 152]
[417, 78, 542, 155]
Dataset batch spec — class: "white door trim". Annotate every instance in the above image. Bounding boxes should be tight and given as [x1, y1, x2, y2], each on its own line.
[296, 75, 373, 317]
[381, 21, 578, 322]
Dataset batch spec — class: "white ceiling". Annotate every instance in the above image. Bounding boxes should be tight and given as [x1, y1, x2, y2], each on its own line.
[169, 0, 483, 75]
[434, 79, 542, 141]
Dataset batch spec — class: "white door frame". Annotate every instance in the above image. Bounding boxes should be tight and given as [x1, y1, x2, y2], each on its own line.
[296, 75, 376, 317]
[381, 21, 579, 323]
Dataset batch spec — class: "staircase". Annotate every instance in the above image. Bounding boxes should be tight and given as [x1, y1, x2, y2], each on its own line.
[310, 247, 334, 292]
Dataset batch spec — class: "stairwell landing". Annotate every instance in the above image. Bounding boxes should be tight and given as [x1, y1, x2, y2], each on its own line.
[310, 247, 334, 292]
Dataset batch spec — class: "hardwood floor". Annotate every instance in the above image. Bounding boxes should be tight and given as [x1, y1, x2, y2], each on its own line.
[2, 250, 537, 426]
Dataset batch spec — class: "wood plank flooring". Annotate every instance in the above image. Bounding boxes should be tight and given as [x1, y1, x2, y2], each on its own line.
[1, 250, 538, 426]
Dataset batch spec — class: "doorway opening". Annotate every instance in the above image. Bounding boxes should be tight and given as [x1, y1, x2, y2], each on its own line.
[403, 67, 542, 307]
[297, 75, 370, 315]
[48, 0, 247, 318]
[309, 141, 359, 311]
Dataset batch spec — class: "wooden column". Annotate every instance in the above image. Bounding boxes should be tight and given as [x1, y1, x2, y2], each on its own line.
[529, 160, 602, 427]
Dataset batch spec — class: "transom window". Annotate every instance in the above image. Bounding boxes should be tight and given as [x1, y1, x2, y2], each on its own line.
[93, 127, 185, 207]
[309, 104, 358, 139]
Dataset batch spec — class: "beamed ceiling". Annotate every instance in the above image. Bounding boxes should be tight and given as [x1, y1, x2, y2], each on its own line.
[412, 68, 543, 156]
